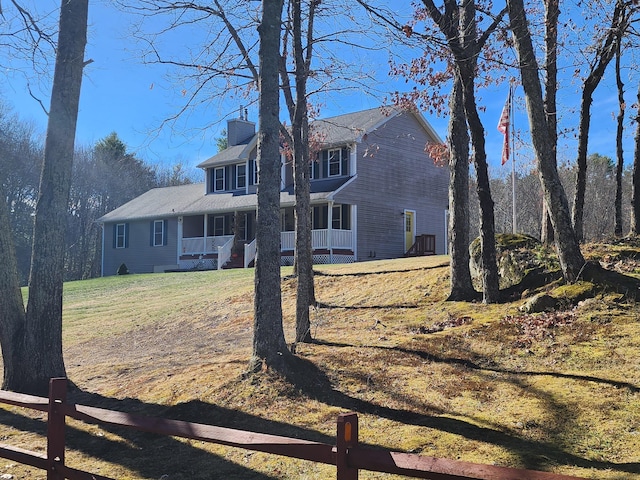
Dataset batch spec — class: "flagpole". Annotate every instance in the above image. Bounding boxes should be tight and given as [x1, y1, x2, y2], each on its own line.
[511, 82, 517, 234]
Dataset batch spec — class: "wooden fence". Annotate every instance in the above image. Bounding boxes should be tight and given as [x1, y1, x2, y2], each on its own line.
[0, 378, 588, 480]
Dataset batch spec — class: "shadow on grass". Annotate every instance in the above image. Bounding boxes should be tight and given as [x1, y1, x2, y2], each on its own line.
[290, 341, 640, 476]
[0, 385, 338, 480]
[1, 346, 637, 479]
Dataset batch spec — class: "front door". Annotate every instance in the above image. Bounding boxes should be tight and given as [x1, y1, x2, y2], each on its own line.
[404, 210, 416, 252]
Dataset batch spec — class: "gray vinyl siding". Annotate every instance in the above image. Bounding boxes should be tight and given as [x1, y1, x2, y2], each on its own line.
[102, 218, 179, 276]
[333, 111, 449, 260]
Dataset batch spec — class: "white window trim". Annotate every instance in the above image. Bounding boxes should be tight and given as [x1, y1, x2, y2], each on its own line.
[236, 163, 246, 189]
[214, 167, 225, 192]
[328, 148, 342, 177]
[252, 159, 259, 185]
[153, 220, 164, 247]
[115, 223, 126, 249]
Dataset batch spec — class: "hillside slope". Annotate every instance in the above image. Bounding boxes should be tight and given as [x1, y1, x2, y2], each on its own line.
[0, 255, 639, 479]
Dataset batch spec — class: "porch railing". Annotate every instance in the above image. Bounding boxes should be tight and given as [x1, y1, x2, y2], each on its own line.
[244, 239, 257, 268]
[217, 236, 234, 270]
[182, 235, 234, 255]
[280, 229, 353, 251]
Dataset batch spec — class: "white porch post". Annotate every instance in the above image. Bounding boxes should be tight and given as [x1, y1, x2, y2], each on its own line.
[203, 214, 208, 253]
[177, 216, 183, 262]
[328, 201, 334, 263]
[352, 204, 357, 261]
[100, 223, 105, 277]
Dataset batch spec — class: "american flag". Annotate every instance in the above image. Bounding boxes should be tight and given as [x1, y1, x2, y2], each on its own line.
[497, 89, 511, 165]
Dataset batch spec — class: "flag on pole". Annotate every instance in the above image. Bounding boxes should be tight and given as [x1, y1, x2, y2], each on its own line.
[497, 88, 511, 165]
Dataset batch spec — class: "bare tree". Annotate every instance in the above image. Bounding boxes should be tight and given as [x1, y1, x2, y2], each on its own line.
[632, 83, 640, 234]
[446, 76, 475, 300]
[416, 0, 506, 303]
[615, 34, 625, 237]
[0, 0, 88, 394]
[571, 0, 633, 241]
[541, 0, 559, 245]
[280, 0, 317, 344]
[507, 0, 586, 282]
[250, 0, 291, 373]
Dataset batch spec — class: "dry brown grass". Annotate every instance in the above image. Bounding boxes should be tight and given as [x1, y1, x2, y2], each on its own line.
[1, 255, 639, 479]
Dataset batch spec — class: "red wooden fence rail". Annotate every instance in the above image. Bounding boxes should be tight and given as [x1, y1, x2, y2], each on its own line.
[0, 378, 588, 480]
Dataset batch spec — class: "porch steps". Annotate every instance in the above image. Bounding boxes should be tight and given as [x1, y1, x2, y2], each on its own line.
[405, 234, 436, 257]
[221, 255, 247, 269]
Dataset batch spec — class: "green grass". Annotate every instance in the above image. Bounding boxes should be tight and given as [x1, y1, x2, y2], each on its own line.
[0, 254, 639, 479]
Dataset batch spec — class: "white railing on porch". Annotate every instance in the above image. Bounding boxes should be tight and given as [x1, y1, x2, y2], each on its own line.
[280, 229, 353, 250]
[182, 235, 234, 255]
[217, 236, 234, 270]
[244, 239, 257, 268]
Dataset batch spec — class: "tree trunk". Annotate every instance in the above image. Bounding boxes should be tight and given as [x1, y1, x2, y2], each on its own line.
[291, 0, 314, 344]
[571, 0, 627, 241]
[251, 0, 290, 373]
[0, 192, 29, 390]
[541, 0, 558, 245]
[458, 1, 499, 304]
[0, 0, 88, 395]
[571, 83, 596, 242]
[631, 82, 640, 234]
[446, 75, 476, 301]
[460, 66, 499, 303]
[614, 38, 624, 237]
[507, 0, 586, 282]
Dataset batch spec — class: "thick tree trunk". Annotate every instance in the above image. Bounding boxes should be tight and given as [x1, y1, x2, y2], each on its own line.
[458, 1, 499, 304]
[0, 193, 29, 390]
[292, 0, 314, 344]
[631, 82, 640, 234]
[446, 76, 475, 301]
[541, 0, 558, 245]
[460, 67, 499, 303]
[251, 0, 290, 373]
[0, 0, 88, 395]
[507, 0, 586, 282]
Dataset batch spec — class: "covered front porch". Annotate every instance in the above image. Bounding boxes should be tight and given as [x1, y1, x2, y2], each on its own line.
[177, 203, 356, 269]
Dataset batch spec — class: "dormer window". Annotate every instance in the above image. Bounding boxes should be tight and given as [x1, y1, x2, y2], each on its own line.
[236, 163, 247, 189]
[214, 167, 225, 192]
[328, 149, 342, 177]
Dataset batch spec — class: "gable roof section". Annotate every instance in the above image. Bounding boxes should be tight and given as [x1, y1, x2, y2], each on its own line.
[196, 134, 258, 169]
[196, 107, 441, 170]
[310, 106, 442, 148]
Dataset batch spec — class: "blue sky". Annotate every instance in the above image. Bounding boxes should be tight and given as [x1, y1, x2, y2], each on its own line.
[3, 1, 634, 181]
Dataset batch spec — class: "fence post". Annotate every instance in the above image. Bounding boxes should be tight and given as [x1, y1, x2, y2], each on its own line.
[47, 378, 67, 480]
[336, 412, 358, 480]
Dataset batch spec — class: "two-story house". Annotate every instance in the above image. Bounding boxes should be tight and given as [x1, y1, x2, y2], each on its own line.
[98, 106, 449, 276]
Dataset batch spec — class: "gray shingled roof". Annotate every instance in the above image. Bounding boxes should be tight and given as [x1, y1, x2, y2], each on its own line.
[196, 138, 257, 169]
[97, 183, 339, 223]
[195, 106, 440, 169]
[309, 106, 442, 147]
[98, 106, 439, 224]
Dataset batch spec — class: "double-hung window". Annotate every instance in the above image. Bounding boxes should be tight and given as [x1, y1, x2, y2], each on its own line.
[115, 223, 127, 249]
[214, 167, 225, 192]
[328, 149, 342, 177]
[153, 220, 165, 246]
[236, 164, 247, 189]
